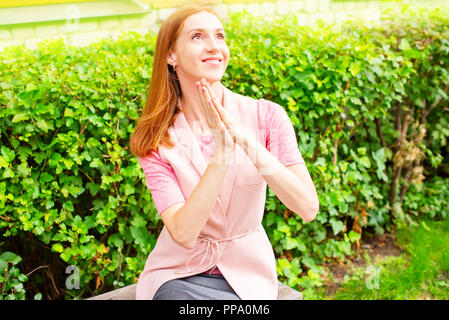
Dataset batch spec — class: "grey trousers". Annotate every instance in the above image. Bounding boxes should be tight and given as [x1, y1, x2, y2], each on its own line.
[153, 273, 241, 300]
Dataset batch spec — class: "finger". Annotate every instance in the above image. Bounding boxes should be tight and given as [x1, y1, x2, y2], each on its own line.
[201, 86, 212, 105]
[197, 82, 223, 127]
[196, 82, 210, 113]
[197, 81, 211, 107]
[196, 82, 215, 127]
[202, 81, 227, 123]
[196, 83, 207, 114]
[209, 94, 230, 129]
[202, 80, 218, 108]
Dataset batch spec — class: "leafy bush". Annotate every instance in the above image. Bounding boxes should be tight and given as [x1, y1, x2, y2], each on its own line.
[0, 4, 448, 299]
[0, 251, 29, 300]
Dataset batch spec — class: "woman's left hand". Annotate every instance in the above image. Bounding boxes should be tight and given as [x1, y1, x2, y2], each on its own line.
[199, 78, 255, 146]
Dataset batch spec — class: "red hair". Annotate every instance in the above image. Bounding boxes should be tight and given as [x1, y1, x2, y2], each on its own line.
[129, 4, 221, 158]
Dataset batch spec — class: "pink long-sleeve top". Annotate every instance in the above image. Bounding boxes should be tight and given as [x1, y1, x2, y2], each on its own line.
[137, 99, 305, 275]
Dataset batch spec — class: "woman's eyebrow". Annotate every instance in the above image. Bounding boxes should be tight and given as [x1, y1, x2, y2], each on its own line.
[188, 28, 225, 33]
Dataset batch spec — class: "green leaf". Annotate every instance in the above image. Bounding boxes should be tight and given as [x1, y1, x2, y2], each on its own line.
[329, 218, 345, 236]
[359, 156, 371, 168]
[399, 38, 411, 51]
[86, 182, 100, 196]
[0, 156, 8, 168]
[90, 158, 103, 168]
[1, 147, 15, 162]
[131, 214, 146, 228]
[348, 230, 361, 243]
[282, 237, 299, 250]
[39, 172, 54, 183]
[12, 112, 29, 123]
[0, 259, 6, 271]
[357, 147, 367, 156]
[63, 201, 74, 212]
[52, 243, 64, 253]
[86, 137, 101, 148]
[26, 83, 38, 91]
[63, 158, 74, 170]
[277, 221, 291, 235]
[2, 167, 15, 178]
[17, 162, 31, 176]
[64, 108, 74, 117]
[124, 183, 135, 196]
[130, 226, 150, 247]
[36, 119, 51, 133]
[0, 251, 22, 265]
[108, 233, 124, 249]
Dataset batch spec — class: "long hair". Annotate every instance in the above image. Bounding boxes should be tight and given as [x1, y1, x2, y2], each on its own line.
[129, 4, 221, 158]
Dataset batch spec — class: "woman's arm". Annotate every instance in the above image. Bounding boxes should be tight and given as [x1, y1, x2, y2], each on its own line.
[164, 159, 230, 249]
[241, 136, 319, 222]
[163, 80, 235, 249]
[199, 81, 318, 221]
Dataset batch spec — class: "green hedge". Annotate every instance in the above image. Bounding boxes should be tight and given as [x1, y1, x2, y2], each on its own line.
[1, 4, 448, 299]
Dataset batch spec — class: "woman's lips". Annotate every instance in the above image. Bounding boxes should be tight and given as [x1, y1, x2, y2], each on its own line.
[202, 59, 222, 66]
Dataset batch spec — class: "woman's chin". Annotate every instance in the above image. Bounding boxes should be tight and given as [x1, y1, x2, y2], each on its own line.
[199, 72, 223, 83]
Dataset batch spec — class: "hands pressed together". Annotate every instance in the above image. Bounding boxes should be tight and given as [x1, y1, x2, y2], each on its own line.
[196, 78, 250, 164]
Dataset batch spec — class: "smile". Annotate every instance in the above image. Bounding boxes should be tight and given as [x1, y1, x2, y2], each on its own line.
[202, 59, 222, 66]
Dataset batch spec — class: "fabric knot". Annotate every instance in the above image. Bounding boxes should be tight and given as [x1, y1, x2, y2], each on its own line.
[173, 226, 261, 275]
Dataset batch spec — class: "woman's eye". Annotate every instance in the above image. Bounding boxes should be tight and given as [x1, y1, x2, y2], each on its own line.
[192, 33, 225, 40]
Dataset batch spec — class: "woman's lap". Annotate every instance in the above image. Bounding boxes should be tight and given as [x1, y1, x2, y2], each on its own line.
[153, 273, 241, 300]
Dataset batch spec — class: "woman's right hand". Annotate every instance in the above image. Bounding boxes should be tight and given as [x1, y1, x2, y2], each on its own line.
[196, 80, 235, 164]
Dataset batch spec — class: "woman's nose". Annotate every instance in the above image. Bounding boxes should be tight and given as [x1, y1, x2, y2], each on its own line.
[205, 36, 220, 51]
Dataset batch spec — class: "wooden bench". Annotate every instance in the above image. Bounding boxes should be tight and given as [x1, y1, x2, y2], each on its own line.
[86, 281, 302, 300]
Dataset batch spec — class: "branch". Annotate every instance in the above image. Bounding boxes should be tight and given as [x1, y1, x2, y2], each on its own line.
[399, 161, 415, 205]
[26, 265, 49, 277]
[375, 118, 386, 148]
[79, 120, 90, 137]
[332, 123, 341, 166]
[395, 103, 402, 133]
[421, 85, 449, 123]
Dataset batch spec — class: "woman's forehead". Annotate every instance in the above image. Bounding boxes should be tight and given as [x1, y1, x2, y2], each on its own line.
[182, 11, 223, 33]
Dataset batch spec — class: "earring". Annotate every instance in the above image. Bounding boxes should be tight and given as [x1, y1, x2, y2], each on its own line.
[169, 65, 178, 80]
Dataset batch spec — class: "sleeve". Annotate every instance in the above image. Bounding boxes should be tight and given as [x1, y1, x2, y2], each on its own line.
[257, 98, 305, 166]
[137, 151, 186, 215]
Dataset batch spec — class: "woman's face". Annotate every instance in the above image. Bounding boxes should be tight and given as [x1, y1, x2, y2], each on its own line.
[168, 11, 230, 84]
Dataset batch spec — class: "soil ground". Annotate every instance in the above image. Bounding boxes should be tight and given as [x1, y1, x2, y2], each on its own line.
[321, 232, 404, 297]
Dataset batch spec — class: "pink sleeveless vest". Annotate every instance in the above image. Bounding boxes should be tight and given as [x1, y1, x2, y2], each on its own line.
[135, 84, 278, 300]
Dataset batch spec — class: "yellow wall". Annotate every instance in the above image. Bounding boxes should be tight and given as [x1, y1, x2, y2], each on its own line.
[0, 0, 95, 9]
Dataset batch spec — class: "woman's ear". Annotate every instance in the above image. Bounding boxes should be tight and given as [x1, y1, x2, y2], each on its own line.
[167, 51, 177, 67]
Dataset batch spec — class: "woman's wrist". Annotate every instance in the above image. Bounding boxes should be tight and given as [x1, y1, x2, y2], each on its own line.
[237, 133, 283, 176]
[210, 153, 233, 166]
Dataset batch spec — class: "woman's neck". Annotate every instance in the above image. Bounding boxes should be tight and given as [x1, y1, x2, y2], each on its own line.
[178, 81, 224, 136]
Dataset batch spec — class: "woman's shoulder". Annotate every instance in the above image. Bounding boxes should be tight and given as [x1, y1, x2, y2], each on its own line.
[137, 148, 164, 165]
[256, 98, 286, 129]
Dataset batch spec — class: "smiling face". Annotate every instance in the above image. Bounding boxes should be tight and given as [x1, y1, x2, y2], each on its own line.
[167, 10, 230, 84]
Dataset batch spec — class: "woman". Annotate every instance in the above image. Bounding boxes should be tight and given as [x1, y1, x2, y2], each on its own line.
[129, 5, 319, 300]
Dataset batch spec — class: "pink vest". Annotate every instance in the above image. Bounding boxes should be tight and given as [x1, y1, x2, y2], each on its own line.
[135, 84, 278, 300]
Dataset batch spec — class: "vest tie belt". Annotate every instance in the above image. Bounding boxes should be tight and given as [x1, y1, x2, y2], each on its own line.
[173, 226, 261, 275]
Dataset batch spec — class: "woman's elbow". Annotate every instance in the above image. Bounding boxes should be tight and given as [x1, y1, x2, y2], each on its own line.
[174, 232, 197, 250]
[299, 201, 319, 223]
